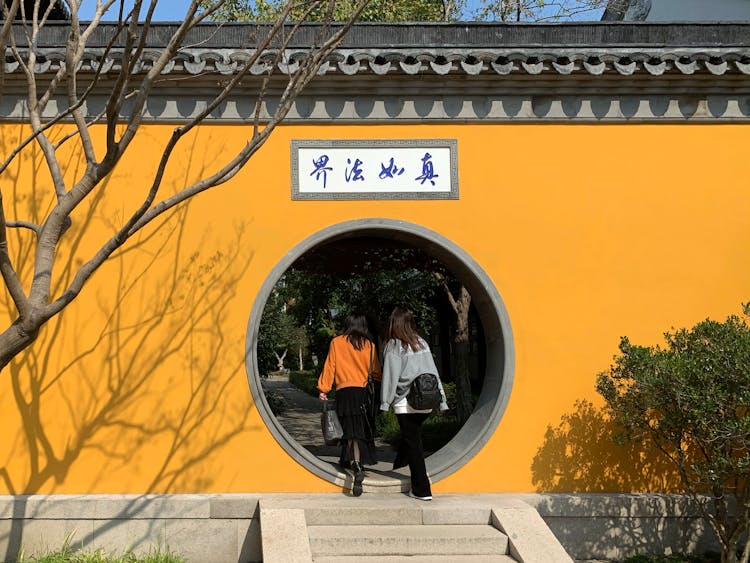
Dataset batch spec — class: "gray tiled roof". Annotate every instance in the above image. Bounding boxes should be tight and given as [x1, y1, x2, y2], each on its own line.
[4, 22, 749, 122]
[5, 22, 750, 77]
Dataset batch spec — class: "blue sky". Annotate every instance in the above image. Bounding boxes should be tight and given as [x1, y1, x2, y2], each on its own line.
[76, 1, 550, 22]
[76, 1, 605, 22]
[78, 1, 187, 21]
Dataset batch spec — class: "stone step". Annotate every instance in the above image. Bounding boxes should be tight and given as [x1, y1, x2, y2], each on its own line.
[314, 555, 516, 563]
[303, 504, 492, 526]
[265, 495, 495, 526]
[308, 524, 509, 557]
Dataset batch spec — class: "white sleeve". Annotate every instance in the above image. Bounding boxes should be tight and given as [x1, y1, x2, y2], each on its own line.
[380, 342, 402, 411]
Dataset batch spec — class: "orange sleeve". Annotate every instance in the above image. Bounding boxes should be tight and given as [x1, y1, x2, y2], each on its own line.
[371, 341, 382, 382]
[317, 338, 336, 393]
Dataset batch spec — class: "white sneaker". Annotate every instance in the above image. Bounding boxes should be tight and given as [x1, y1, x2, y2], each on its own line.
[408, 491, 432, 501]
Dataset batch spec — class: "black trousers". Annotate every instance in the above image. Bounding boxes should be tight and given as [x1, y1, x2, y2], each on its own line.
[394, 413, 431, 497]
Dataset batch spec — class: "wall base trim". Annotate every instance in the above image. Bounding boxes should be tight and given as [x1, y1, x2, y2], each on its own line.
[0, 493, 717, 562]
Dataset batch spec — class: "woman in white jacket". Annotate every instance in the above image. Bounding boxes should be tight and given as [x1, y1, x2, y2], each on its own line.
[380, 307, 448, 501]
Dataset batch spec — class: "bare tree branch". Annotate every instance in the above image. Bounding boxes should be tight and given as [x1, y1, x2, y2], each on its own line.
[0, 193, 30, 318]
[6, 221, 41, 233]
[23, 2, 177, 308]
[0, 0, 21, 102]
[61, 0, 121, 165]
[45, 1, 371, 319]
[52, 107, 108, 149]
[19, 0, 68, 199]
[0, 5, 128, 177]
[0, 0, 371, 372]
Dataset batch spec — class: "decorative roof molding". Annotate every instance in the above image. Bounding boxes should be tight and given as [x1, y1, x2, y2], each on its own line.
[5, 46, 750, 77]
[5, 22, 750, 77]
[5, 47, 750, 76]
[3, 23, 749, 123]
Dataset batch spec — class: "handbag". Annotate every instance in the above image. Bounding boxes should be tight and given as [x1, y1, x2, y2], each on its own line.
[364, 342, 380, 424]
[321, 400, 343, 445]
[361, 341, 380, 442]
[407, 373, 442, 411]
[364, 341, 378, 420]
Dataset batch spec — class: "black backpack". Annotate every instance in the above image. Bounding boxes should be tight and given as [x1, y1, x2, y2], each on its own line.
[407, 373, 442, 410]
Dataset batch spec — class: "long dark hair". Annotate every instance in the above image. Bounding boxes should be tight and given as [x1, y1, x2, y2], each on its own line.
[386, 307, 424, 352]
[342, 313, 371, 351]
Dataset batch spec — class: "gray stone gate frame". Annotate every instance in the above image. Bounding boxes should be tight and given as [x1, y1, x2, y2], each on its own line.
[245, 219, 515, 487]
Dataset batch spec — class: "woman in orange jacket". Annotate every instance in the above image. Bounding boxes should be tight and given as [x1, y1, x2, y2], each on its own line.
[317, 313, 382, 496]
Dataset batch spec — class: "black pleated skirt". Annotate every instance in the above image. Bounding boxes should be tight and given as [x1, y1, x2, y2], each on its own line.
[335, 386, 376, 466]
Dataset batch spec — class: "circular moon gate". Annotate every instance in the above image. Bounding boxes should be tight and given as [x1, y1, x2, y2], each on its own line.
[246, 218, 515, 488]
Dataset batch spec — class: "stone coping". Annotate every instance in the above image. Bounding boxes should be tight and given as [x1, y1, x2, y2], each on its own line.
[8, 22, 750, 49]
[0, 493, 716, 520]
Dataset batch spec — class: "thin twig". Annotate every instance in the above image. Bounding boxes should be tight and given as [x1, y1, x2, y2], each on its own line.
[6, 221, 41, 234]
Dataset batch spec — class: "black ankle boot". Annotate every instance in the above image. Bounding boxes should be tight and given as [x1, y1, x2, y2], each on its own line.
[351, 461, 364, 497]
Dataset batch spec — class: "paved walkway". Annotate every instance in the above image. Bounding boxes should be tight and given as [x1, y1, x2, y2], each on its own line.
[261, 374, 397, 470]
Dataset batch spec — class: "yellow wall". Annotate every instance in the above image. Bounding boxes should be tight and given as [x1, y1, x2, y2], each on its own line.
[0, 122, 747, 494]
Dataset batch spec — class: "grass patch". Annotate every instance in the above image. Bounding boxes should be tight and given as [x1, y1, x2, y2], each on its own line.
[622, 554, 720, 563]
[18, 542, 185, 563]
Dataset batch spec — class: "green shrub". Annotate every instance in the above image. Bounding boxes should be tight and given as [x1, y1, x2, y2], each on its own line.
[289, 370, 335, 399]
[264, 390, 287, 415]
[376, 409, 463, 454]
[441, 381, 457, 410]
[421, 413, 462, 453]
[376, 410, 400, 443]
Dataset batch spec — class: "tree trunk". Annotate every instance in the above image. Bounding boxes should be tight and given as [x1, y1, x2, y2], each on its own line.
[443, 283, 473, 425]
[0, 320, 39, 372]
[724, 525, 750, 563]
[739, 533, 750, 563]
[453, 337, 473, 424]
[298, 344, 303, 371]
[452, 305, 473, 425]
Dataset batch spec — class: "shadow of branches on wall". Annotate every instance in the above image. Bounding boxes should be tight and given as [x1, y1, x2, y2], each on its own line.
[530, 399, 717, 560]
[0, 201, 255, 496]
[0, 126, 261, 562]
[531, 399, 681, 493]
